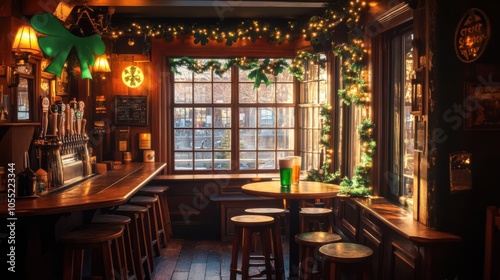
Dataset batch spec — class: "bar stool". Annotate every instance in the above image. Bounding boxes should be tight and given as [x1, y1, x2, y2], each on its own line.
[137, 185, 172, 245]
[244, 208, 285, 280]
[295, 231, 342, 280]
[300, 207, 334, 233]
[92, 214, 136, 280]
[59, 224, 126, 280]
[230, 215, 277, 280]
[319, 242, 373, 280]
[112, 204, 152, 280]
[129, 195, 160, 270]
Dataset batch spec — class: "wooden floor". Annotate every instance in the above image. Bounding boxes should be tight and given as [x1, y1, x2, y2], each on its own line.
[151, 237, 290, 280]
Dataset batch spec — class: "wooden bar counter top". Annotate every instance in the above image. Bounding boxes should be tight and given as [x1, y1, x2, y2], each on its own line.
[0, 162, 166, 217]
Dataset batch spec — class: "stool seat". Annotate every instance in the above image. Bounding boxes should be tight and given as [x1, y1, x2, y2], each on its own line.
[295, 231, 342, 246]
[130, 195, 158, 204]
[300, 207, 332, 215]
[115, 204, 148, 213]
[245, 207, 285, 215]
[60, 224, 124, 243]
[319, 242, 373, 280]
[319, 242, 373, 263]
[295, 231, 342, 280]
[93, 214, 131, 225]
[231, 214, 275, 226]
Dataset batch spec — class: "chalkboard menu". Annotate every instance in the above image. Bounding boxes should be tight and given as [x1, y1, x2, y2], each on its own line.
[114, 95, 148, 126]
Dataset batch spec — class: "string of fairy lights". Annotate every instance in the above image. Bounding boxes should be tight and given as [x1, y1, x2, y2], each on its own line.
[110, 0, 373, 196]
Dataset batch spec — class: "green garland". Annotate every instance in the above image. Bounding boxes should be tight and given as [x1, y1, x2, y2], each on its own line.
[168, 52, 326, 88]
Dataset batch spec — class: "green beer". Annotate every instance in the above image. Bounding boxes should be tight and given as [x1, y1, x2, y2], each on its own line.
[279, 158, 293, 187]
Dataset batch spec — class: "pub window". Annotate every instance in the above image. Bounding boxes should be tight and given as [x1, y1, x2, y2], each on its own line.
[299, 54, 329, 172]
[387, 25, 414, 205]
[172, 58, 295, 172]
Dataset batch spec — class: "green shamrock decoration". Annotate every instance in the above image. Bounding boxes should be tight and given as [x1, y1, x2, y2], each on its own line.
[31, 13, 106, 79]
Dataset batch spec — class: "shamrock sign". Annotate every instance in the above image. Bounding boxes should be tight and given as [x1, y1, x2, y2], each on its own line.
[31, 13, 106, 79]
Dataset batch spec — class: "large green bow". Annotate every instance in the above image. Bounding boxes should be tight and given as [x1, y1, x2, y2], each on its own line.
[31, 13, 106, 79]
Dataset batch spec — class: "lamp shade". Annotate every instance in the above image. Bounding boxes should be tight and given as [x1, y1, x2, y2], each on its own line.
[12, 26, 41, 55]
[93, 55, 111, 73]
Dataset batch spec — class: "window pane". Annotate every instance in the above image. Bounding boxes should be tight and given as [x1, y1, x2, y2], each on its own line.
[194, 83, 212, 103]
[239, 83, 256, 103]
[174, 129, 193, 150]
[239, 108, 256, 128]
[258, 84, 276, 103]
[276, 83, 293, 103]
[258, 152, 275, 169]
[240, 129, 256, 150]
[214, 108, 231, 128]
[174, 83, 192, 103]
[258, 129, 276, 149]
[213, 83, 231, 103]
[174, 108, 193, 128]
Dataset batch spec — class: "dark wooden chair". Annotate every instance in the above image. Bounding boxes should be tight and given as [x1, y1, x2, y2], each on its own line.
[484, 206, 500, 280]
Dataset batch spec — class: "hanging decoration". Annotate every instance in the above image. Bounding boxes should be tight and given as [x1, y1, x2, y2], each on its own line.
[31, 13, 106, 79]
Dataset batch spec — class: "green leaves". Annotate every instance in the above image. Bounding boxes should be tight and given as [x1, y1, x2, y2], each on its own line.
[31, 13, 106, 79]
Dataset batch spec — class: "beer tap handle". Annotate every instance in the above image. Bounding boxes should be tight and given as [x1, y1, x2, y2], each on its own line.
[41, 97, 49, 138]
[65, 105, 71, 136]
[48, 104, 59, 136]
[60, 103, 66, 139]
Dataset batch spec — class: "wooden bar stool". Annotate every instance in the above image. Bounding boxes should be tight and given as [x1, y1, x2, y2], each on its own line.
[295, 231, 342, 280]
[137, 185, 172, 246]
[319, 242, 373, 280]
[245, 208, 285, 280]
[129, 195, 160, 271]
[59, 224, 126, 280]
[112, 204, 152, 280]
[92, 214, 136, 280]
[230, 215, 276, 280]
[300, 207, 334, 233]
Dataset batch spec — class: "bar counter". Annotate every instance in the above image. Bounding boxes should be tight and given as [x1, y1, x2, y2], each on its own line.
[0, 162, 166, 280]
[0, 162, 166, 217]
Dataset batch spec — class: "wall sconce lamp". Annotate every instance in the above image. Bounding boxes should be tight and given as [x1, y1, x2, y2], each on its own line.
[93, 54, 111, 79]
[12, 25, 42, 65]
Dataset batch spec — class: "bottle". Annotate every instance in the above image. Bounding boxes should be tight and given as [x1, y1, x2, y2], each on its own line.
[17, 151, 36, 197]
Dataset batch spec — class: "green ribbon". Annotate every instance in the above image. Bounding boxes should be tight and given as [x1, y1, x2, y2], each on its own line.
[31, 13, 106, 79]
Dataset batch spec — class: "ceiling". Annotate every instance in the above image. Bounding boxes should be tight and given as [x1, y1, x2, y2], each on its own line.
[31, 0, 330, 21]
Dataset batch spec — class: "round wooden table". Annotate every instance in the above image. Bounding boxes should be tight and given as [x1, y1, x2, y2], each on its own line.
[241, 180, 341, 279]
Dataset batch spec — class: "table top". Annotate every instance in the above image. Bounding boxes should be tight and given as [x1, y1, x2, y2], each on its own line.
[0, 162, 166, 217]
[241, 180, 341, 200]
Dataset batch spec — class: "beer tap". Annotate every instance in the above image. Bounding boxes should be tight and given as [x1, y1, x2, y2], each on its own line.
[76, 101, 84, 135]
[47, 104, 59, 137]
[41, 97, 49, 138]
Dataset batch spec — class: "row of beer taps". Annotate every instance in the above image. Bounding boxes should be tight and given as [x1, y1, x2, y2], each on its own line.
[40, 97, 88, 141]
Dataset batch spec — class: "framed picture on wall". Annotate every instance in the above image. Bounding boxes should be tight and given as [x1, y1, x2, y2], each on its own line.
[464, 83, 500, 130]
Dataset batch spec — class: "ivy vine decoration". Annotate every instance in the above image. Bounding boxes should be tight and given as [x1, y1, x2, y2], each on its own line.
[306, 104, 340, 183]
[339, 119, 376, 196]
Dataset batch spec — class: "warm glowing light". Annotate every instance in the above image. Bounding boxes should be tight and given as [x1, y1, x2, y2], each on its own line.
[12, 25, 41, 55]
[93, 55, 111, 73]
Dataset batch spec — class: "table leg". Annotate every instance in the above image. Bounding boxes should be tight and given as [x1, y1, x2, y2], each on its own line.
[288, 199, 300, 279]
